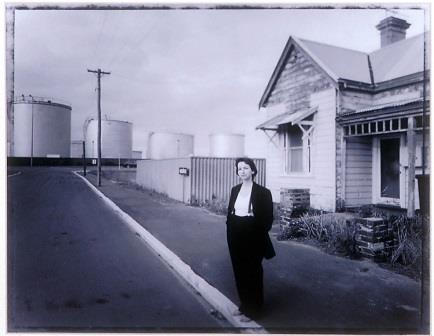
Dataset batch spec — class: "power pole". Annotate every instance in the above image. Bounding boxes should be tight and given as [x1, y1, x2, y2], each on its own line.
[87, 68, 110, 186]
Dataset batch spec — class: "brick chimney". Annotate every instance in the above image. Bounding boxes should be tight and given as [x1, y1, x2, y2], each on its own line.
[376, 16, 411, 47]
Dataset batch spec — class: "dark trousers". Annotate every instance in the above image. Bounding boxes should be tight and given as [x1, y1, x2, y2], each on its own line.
[227, 215, 264, 317]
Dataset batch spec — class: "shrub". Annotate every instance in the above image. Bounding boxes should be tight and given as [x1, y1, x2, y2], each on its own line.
[279, 213, 359, 257]
[390, 215, 423, 267]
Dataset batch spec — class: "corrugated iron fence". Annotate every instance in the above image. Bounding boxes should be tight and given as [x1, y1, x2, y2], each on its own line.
[190, 157, 266, 204]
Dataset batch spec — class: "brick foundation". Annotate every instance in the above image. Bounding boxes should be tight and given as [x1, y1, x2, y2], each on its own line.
[355, 217, 397, 261]
[279, 188, 310, 226]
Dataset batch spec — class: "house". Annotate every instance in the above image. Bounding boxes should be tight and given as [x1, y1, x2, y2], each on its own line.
[257, 16, 430, 215]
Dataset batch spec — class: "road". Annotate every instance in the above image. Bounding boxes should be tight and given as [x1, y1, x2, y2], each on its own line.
[7, 167, 230, 332]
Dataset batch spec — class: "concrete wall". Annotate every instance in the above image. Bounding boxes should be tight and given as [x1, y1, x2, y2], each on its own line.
[136, 158, 191, 203]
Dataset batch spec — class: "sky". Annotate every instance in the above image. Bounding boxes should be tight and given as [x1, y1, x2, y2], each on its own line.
[10, 3, 429, 158]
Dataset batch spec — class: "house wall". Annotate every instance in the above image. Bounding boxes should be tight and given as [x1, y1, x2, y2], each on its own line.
[335, 123, 345, 208]
[339, 81, 427, 114]
[338, 81, 428, 208]
[373, 82, 428, 103]
[266, 89, 337, 211]
[266, 48, 332, 111]
[401, 131, 430, 209]
[345, 136, 373, 206]
[339, 91, 373, 114]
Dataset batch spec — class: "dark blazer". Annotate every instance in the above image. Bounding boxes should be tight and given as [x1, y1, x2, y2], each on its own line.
[226, 182, 275, 259]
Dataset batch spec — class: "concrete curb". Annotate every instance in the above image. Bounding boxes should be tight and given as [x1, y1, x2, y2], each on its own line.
[73, 171, 266, 332]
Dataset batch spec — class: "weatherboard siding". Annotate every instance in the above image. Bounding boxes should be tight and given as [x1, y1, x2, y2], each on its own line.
[339, 91, 373, 114]
[345, 137, 373, 206]
[339, 82, 427, 115]
[265, 89, 337, 211]
[266, 48, 332, 112]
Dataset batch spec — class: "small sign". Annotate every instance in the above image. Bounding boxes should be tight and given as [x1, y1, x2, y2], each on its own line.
[179, 167, 189, 176]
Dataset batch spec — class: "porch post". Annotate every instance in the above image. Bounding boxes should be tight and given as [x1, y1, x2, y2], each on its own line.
[407, 117, 416, 217]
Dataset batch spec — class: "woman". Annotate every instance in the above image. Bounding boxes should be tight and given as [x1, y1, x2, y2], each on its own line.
[226, 157, 275, 321]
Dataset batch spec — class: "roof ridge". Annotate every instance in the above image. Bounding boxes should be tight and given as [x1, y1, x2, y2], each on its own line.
[369, 32, 426, 55]
[298, 37, 369, 55]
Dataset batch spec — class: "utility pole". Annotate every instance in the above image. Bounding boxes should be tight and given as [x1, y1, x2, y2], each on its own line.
[30, 94, 34, 167]
[82, 140, 87, 177]
[87, 68, 110, 186]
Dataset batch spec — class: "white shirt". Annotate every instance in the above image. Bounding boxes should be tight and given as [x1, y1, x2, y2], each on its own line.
[234, 184, 253, 216]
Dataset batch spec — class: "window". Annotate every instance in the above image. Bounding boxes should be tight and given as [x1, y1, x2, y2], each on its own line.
[283, 124, 312, 173]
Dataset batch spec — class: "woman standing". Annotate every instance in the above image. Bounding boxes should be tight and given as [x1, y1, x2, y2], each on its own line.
[226, 157, 275, 321]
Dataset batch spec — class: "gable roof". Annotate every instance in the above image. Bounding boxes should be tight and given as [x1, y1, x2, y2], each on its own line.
[369, 33, 429, 83]
[298, 38, 372, 83]
[259, 32, 429, 108]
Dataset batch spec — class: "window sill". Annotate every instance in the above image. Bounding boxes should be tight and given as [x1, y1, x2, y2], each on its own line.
[280, 173, 312, 178]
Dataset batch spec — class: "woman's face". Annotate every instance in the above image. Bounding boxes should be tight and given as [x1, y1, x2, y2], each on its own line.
[237, 161, 253, 182]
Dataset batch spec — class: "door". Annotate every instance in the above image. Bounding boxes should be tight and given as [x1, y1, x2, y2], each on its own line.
[379, 138, 401, 204]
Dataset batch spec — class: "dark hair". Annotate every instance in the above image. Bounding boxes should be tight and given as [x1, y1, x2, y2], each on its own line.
[235, 157, 258, 179]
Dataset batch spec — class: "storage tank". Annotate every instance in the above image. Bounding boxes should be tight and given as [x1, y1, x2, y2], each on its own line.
[209, 133, 245, 157]
[70, 140, 84, 158]
[132, 150, 142, 159]
[13, 96, 71, 157]
[85, 118, 133, 159]
[147, 132, 194, 159]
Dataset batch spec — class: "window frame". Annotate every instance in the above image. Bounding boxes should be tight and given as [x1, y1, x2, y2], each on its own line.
[282, 122, 313, 175]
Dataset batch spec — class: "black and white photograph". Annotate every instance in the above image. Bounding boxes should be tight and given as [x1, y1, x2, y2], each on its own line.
[5, 1, 431, 334]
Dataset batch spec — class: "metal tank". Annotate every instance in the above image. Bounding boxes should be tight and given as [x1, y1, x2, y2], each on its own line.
[13, 96, 71, 157]
[209, 133, 245, 158]
[147, 132, 194, 159]
[70, 140, 84, 158]
[132, 150, 142, 159]
[85, 118, 133, 159]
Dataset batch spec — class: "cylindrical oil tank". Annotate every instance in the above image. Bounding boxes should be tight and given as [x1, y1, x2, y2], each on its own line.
[13, 97, 72, 157]
[70, 140, 84, 158]
[147, 132, 194, 159]
[132, 150, 142, 159]
[209, 133, 245, 157]
[85, 118, 133, 159]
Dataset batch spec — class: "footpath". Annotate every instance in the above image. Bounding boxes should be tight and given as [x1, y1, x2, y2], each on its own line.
[82, 172, 426, 334]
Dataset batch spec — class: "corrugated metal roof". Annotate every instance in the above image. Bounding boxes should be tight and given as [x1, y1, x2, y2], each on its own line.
[256, 106, 317, 130]
[299, 38, 372, 83]
[344, 97, 424, 115]
[369, 33, 430, 83]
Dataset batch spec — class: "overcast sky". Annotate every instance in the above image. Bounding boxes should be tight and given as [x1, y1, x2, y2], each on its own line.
[11, 4, 429, 157]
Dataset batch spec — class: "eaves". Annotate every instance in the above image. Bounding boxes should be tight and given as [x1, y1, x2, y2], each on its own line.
[338, 71, 428, 94]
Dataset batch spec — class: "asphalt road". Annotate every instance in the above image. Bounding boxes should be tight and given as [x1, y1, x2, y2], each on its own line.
[7, 167, 230, 332]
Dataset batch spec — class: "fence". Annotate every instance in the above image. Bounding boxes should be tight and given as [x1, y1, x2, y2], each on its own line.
[190, 157, 265, 204]
[7, 157, 141, 167]
[136, 157, 266, 204]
